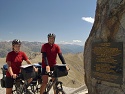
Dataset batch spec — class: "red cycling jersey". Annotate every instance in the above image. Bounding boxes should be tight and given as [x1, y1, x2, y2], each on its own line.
[6, 51, 28, 77]
[41, 43, 61, 68]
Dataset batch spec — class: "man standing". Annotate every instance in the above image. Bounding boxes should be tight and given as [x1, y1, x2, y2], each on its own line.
[40, 33, 68, 94]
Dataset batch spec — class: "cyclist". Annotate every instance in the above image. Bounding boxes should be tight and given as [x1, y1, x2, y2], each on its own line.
[5, 39, 32, 94]
[40, 33, 69, 94]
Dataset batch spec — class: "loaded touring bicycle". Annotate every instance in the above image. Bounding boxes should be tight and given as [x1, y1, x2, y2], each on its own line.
[1, 63, 68, 94]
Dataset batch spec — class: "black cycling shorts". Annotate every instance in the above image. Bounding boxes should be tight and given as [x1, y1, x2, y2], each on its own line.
[41, 67, 54, 75]
[5, 77, 14, 88]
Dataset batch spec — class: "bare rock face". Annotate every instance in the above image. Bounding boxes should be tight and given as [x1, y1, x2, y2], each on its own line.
[84, 0, 125, 94]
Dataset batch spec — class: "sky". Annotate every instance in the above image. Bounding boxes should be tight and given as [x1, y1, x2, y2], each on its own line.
[0, 0, 97, 45]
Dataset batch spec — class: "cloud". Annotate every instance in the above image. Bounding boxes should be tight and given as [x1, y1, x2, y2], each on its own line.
[60, 41, 73, 44]
[59, 40, 82, 45]
[81, 17, 94, 23]
[73, 40, 82, 43]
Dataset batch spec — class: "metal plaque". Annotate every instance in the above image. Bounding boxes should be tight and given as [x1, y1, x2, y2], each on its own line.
[91, 42, 123, 84]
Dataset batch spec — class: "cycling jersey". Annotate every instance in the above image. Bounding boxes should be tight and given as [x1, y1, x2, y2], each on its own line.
[41, 43, 61, 68]
[6, 51, 28, 77]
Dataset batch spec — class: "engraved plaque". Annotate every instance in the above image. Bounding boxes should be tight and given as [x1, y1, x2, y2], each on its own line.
[91, 42, 123, 84]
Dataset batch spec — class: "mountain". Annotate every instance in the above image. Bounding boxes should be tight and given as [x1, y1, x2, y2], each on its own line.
[0, 41, 84, 88]
[59, 44, 83, 54]
[0, 41, 83, 58]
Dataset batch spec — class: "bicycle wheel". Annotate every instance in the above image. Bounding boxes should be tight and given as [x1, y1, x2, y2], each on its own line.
[12, 82, 23, 94]
[15, 83, 24, 94]
[30, 85, 39, 93]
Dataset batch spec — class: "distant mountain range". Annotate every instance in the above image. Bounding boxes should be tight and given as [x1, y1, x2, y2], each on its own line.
[0, 41, 84, 88]
[0, 41, 83, 58]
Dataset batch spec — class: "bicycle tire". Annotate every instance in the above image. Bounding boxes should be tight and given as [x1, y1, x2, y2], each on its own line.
[29, 79, 41, 93]
[16, 83, 24, 94]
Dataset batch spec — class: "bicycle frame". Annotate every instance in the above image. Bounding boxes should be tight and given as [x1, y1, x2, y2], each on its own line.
[12, 63, 42, 94]
[45, 78, 57, 93]
[44, 74, 65, 94]
[12, 78, 32, 94]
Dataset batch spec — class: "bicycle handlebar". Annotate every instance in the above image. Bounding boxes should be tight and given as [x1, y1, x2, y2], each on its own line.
[45, 71, 54, 77]
[13, 73, 23, 80]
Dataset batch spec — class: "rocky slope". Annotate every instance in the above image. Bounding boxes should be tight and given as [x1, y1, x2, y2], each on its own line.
[84, 0, 125, 94]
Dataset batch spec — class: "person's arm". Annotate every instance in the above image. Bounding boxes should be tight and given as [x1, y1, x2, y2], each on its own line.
[7, 61, 14, 76]
[42, 52, 49, 66]
[58, 53, 66, 64]
[57, 45, 70, 70]
[42, 52, 50, 72]
[6, 53, 17, 78]
[25, 59, 38, 72]
[7, 61, 17, 78]
[41, 44, 50, 72]
[58, 53, 70, 71]
[22, 52, 37, 72]
[56, 45, 66, 64]
[22, 52, 32, 64]
[26, 59, 32, 64]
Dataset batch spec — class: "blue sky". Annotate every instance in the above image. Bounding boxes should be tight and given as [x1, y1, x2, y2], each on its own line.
[0, 0, 96, 45]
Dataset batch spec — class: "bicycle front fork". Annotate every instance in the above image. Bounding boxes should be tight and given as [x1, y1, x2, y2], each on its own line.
[56, 81, 63, 91]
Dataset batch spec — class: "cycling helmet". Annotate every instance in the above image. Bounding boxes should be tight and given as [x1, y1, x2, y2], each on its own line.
[12, 39, 21, 45]
[47, 33, 56, 38]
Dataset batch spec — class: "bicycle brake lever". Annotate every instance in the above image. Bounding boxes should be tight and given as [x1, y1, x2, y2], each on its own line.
[46, 71, 54, 77]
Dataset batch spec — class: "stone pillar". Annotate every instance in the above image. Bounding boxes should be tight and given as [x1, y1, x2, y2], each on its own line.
[84, 0, 125, 94]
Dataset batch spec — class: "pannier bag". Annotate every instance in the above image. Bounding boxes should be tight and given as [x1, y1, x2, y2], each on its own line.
[1, 64, 8, 88]
[33, 63, 42, 75]
[30, 63, 42, 85]
[21, 64, 36, 80]
[54, 64, 68, 77]
[1, 78, 5, 88]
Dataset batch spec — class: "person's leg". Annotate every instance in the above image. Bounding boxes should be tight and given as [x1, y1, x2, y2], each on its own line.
[5, 77, 14, 94]
[6, 88, 12, 94]
[40, 75, 48, 94]
[40, 68, 48, 94]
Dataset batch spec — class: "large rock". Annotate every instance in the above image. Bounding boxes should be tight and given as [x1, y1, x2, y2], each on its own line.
[84, 0, 125, 94]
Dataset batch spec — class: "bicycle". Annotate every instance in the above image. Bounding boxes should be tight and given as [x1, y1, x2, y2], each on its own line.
[1, 63, 68, 94]
[13, 64, 42, 94]
[1, 63, 42, 94]
[43, 71, 66, 94]
[12, 74, 34, 94]
[43, 64, 69, 94]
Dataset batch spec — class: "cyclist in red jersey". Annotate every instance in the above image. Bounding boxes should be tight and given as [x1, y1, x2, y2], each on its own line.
[40, 33, 69, 94]
[5, 39, 32, 94]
